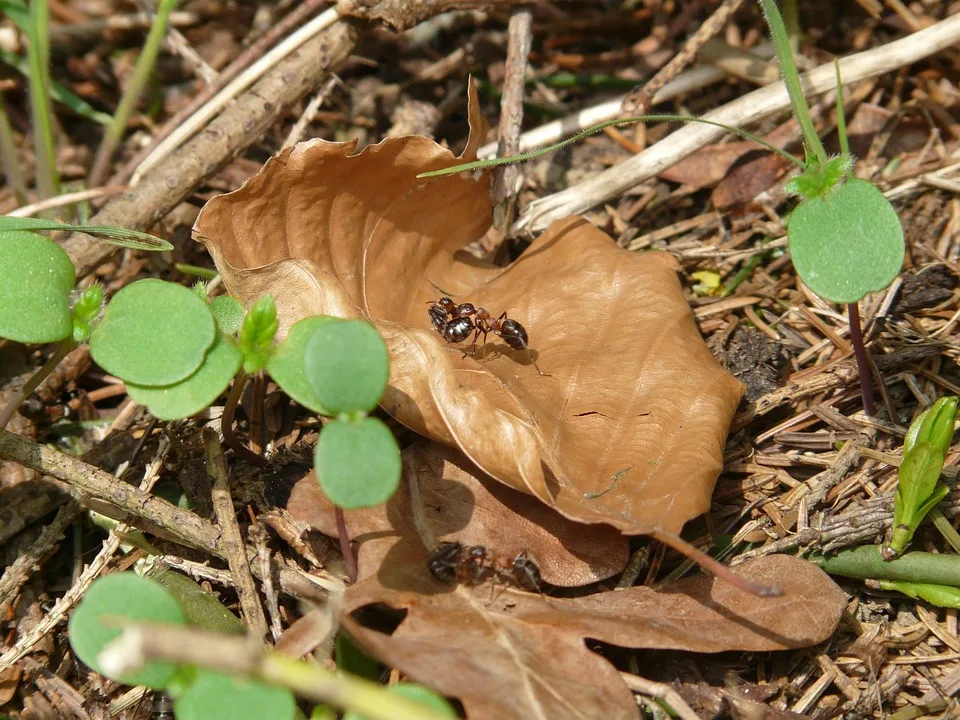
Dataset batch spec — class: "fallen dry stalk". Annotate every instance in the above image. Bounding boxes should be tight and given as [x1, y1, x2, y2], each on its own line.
[99, 622, 452, 720]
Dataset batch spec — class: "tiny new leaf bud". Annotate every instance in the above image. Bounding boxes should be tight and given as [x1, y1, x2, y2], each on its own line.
[239, 295, 278, 373]
[192, 280, 209, 302]
[883, 397, 958, 560]
[71, 284, 105, 344]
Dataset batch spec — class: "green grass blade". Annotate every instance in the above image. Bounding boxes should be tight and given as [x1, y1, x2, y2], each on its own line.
[89, 0, 180, 184]
[25, 0, 60, 202]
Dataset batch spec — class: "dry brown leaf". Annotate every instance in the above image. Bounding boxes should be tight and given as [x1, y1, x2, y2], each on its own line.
[341, 537, 846, 720]
[288, 442, 630, 586]
[194, 83, 744, 535]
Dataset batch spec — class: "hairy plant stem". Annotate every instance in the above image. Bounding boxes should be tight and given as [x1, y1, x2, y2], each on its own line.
[0, 339, 75, 429]
[335, 505, 358, 584]
[847, 302, 876, 417]
[220, 371, 267, 468]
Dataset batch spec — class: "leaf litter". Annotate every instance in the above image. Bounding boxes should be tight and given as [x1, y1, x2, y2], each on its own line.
[195, 80, 848, 716]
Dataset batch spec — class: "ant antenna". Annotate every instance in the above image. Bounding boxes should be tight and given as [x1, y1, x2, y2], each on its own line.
[648, 528, 782, 598]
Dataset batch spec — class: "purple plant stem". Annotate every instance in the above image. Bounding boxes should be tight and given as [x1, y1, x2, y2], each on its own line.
[335, 505, 357, 583]
[848, 302, 876, 417]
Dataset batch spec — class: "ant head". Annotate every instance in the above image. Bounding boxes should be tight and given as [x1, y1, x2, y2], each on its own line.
[439, 297, 456, 311]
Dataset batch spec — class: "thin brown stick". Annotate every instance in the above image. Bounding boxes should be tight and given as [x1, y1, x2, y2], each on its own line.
[648, 528, 782, 597]
[491, 6, 533, 235]
[621, 0, 746, 116]
[619, 672, 700, 720]
[0, 341, 75, 429]
[203, 428, 268, 640]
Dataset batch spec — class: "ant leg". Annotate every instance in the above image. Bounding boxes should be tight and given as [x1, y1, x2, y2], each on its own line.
[462, 326, 483, 358]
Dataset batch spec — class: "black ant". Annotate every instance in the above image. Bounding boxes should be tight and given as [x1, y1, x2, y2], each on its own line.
[427, 297, 548, 375]
[427, 541, 542, 592]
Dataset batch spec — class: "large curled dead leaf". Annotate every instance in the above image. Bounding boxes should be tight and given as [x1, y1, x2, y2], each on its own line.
[340, 536, 846, 720]
[287, 441, 631, 587]
[194, 82, 744, 535]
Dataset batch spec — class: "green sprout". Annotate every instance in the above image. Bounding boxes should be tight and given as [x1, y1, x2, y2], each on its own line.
[883, 396, 958, 560]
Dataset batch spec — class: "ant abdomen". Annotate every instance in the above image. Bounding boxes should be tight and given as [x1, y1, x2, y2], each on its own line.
[497, 319, 529, 351]
[443, 317, 473, 343]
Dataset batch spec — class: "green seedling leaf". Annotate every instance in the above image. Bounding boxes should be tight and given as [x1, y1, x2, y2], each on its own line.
[887, 443, 950, 559]
[126, 332, 242, 420]
[210, 296, 244, 336]
[874, 579, 960, 609]
[68, 573, 186, 689]
[90, 279, 216, 386]
[314, 417, 401, 508]
[904, 396, 958, 457]
[0, 230, 74, 343]
[0, 216, 172, 251]
[335, 634, 381, 682]
[71, 283, 104, 344]
[788, 178, 904, 304]
[172, 668, 296, 720]
[266, 316, 339, 415]
[343, 683, 456, 720]
[305, 320, 390, 415]
[239, 296, 279, 373]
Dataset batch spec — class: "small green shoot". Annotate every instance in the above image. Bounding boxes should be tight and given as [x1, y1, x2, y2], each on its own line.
[90, 279, 216, 386]
[238, 296, 279, 373]
[71, 284, 105, 344]
[24, 0, 60, 201]
[884, 396, 958, 559]
[68, 573, 187, 689]
[0, 230, 74, 343]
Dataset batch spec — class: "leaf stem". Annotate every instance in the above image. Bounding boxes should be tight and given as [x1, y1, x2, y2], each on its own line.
[0, 339, 75, 429]
[335, 505, 358, 583]
[757, 0, 828, 168]
[220, 371, 267, 468]
[847, 302, 876, 417]
[89, 0, 180, 186]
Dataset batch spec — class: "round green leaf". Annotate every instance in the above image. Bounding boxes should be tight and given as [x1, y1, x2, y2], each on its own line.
[68, 573, 186, 689]
[0, 230, 75, 343]
[314, 417, 400, 508]
[127, 333, 242, 420]
[304, 320, 389, 414]
[265, 316, 340, 415]
[209, 296, 244, 336]
[788, 179, 904, 303]
[90, 279, 216, 386]
[172, 668, 295, 720]
[343, 683, 456, 720]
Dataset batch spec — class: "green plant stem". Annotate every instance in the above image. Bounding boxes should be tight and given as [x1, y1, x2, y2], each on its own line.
[174, 263, 218, 281]
[812, 545, 960, 585]
[88, 0, 180, 186]
[0, 99, 28, 205]
[335, 506, 358, 584]
[100, 622, 451, 720]
[847, 303, 875, 417]
[26, 0, 60, 202]
[220, 371, 267, 468]
[721, 250, 768, 297]
[757, 0, 828, 168]
[417, 113, 806, 178]
[0, 339, 75, 429]
[930, 508, 960, 554]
